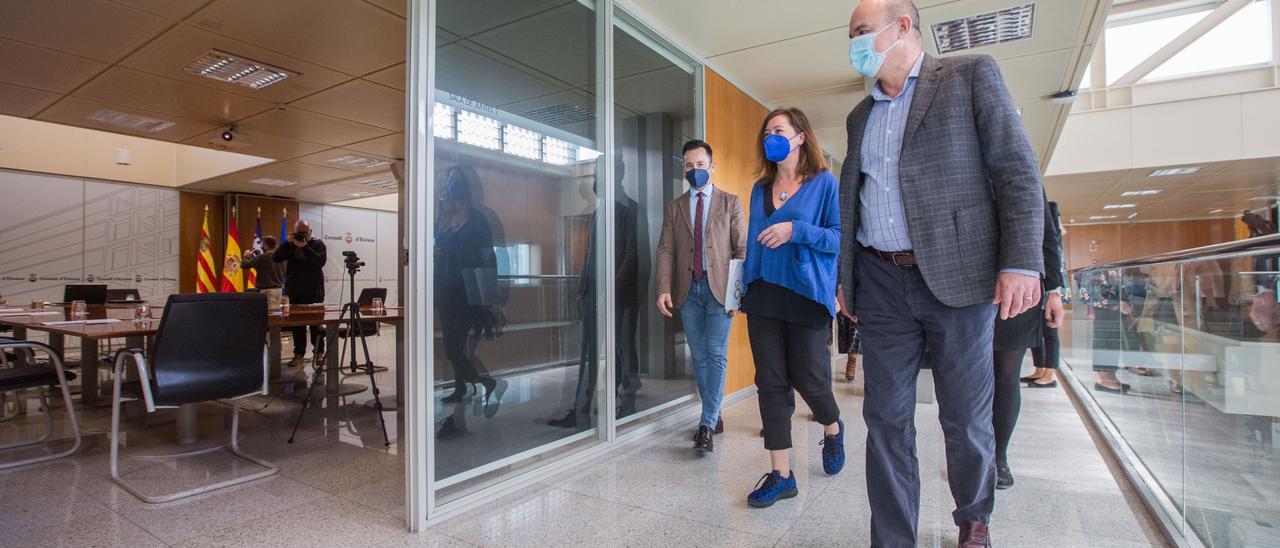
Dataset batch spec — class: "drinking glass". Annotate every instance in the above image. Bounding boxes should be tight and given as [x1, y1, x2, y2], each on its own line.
[70, 300, 87, 319]
[134, 302, 151, 320]
[371, 297, 384, 314]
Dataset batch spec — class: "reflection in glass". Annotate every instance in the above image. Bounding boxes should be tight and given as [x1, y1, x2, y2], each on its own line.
[433, 0, 602, 502]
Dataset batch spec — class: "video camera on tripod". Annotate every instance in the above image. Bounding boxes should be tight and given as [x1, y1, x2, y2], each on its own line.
[342, 250, 365, 273]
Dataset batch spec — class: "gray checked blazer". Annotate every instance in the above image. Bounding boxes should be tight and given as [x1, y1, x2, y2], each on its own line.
[838, 53, 1045, 309]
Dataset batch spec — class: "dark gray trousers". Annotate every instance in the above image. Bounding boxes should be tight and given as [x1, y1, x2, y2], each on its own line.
[854, 251, 998, 548]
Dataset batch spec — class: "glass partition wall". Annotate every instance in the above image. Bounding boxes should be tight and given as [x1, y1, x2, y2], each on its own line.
[1062, 239, 1280, 547]
[406, 0, 705, 521]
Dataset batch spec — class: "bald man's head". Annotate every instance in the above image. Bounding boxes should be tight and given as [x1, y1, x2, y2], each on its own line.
[294, 219, 311, 236]
[851, 0, 921, 36]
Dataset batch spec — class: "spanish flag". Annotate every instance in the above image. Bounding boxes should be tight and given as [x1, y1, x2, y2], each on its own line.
[220, 208, 244, 292]
[196, 206, 217, 293]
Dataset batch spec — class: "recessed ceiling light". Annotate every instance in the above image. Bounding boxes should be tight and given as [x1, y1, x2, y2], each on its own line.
[249, 177, 297, 187]
[86, 109, 175, 133]
[349, 192, 372, 197]
[1089, 215, 1119, 220]
[1208, 208, 1225, 214]
[1148, 167, 1201, 177]
[932, 2, 1035, 54]
[326, 154, 391, 169]
[1120, 189, 1161, 196]
[356, 178, 398, 190]
[183, 49, 296, 90]
[1103, 204, 1136, 209]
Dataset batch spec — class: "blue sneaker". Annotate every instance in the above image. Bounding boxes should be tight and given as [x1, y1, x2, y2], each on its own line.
[747, 470, 798, 508]
[820, 419, 845, 475]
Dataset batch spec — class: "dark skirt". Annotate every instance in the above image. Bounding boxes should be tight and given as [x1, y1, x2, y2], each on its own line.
[994, 301, 1044, 353]
[837, 314, 861, 354]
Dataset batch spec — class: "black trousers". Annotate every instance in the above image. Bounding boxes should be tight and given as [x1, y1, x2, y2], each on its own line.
[289, 296, 324, 356]
[440, 306, 485, 391]
[748, 314, 840, 451]
[992, 349, 1026, 464]
[1031, 325, 1060, 369]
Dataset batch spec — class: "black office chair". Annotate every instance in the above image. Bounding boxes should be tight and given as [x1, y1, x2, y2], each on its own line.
[63, 284, 108, 305]
[110, 293, 277, 503]
[0, 338, 81, 470]
[105, 288, 141, 303]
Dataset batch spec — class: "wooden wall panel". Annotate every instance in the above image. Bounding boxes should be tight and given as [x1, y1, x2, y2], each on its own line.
[228, 195, 300, 289]
[706, 68, 771, 395]
[1063, 218, 1239, 272]
[177, 192, 224, 294]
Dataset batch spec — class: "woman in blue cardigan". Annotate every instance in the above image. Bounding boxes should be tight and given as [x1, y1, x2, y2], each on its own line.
[742, 108, 844, 508]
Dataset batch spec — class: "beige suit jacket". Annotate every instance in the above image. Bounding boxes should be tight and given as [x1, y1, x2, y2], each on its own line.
[656, 187, 747, 307]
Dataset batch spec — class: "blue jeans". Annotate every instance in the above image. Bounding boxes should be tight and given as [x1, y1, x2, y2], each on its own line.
[680, 277, 732, 428]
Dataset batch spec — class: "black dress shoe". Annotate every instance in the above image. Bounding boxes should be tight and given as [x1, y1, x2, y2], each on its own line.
[1025, 379, 1058, 389]
[1094, 382, 1131, 394]
[548, 410, 578, 428]
[694, 426, 714, 452]
[1019, 374, 1040, 383]
[715, 417, 724, 434]
[996, 462, 1014, 490]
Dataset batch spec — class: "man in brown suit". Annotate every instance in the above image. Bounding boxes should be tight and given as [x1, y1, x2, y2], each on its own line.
[656, 140, 747, 452]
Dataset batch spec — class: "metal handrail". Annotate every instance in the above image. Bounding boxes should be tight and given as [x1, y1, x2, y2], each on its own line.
[1071, 235, 1280, 273]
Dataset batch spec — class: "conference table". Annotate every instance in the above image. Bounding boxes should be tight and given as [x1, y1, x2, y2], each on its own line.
[0, 302, 405, 443]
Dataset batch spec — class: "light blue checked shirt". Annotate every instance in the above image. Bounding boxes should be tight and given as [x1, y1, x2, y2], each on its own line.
[857, 53, 1037, 278]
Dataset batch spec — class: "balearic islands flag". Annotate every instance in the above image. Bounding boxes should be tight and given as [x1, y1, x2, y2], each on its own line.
[196, 206, 217, 294]
[220, 208, 244, 292]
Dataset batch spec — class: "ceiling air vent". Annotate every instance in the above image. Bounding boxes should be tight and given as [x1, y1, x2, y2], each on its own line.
[357, 178, 399, 191]
[523, 103, 596, 128]
[327, 154, 391, 169]
[183, 49, 297, 90]
[931, 2, 1035, 54]
[86, 109, 175, 133]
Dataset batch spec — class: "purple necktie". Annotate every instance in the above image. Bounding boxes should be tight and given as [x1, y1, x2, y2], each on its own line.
[693, 192, 705, 279]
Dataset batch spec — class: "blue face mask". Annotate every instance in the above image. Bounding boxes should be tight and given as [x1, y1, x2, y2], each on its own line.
[763, 133, 800, 163]
[685, 168, 710, 189]
[849, 22, 901, 79]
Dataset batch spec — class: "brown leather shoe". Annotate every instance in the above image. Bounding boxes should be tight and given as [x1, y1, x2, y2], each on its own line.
[693, 426, 714, 452]
[959, 521, 991, 547]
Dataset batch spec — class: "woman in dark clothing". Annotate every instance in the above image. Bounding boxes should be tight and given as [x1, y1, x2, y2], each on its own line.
[740, 108, 844, 509]
[991, 199, 1065, 490]
[435, 167, 506, 416]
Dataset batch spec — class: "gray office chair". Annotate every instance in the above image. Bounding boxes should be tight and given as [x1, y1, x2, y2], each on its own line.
[0, 338, 81, 470]
[110, 293, 277, 503]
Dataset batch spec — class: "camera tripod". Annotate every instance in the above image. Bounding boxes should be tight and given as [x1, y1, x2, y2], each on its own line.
[288, 251, 390, 447]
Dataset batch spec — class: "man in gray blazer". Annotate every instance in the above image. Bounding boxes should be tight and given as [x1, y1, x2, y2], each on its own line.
[838, 2, 1045, 546]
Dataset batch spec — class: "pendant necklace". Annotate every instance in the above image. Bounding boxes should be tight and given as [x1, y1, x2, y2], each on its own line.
[779, 191, 789, 201]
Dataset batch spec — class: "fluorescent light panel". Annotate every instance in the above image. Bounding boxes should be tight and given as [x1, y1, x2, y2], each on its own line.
[1088, 215, 1119, 220]
[1121, 189, 1161, 196]
[326, 154, 390, 169]
[249, 177, 297, 187]
[1148, 167, 1201, 177]
[86, 109, 175, 133]
[1103, 204, 1136, 209]
[357, 178, 398, 190]
[184, 49, 296, 90]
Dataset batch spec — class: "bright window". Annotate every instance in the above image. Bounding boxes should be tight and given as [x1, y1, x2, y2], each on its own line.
[1105, 9, 1206, 85]
[1146, 0, 1273, 81]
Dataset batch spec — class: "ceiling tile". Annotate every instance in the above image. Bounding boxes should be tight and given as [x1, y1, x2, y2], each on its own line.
[621, 0, 854, 58]
[0, 38, 108, 93]
[999, 49, 1077, 101]
[365, 63, 405, 90]
[291, 79, 405, 131]
[437, 41, 568, 108]
[469, 3, 596, 88]
[109, 0, 209, 19]
[709, 27, 857, 101]
[236, 107, 391, 147]
[182, 127, 330, 160]
[0, 83, 61, 117]
[75, 67, 275, 125]
[0, 0, 168, 62]
[190, 0, 405, 75]
[37, 95, 217, 141]
[120, 24, 353, 104]
[364, 0, 406, 18]
[437, 0, 571, 38]
[345, 133, 404, 160]
[294, 148, 396, 173]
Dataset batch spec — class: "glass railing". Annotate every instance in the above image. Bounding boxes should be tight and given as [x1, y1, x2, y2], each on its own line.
[1064, 234, 1280, 547]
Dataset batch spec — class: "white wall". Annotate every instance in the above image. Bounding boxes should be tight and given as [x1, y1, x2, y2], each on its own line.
[0, 169, 179, 303]
[298, 202, 400, 307]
